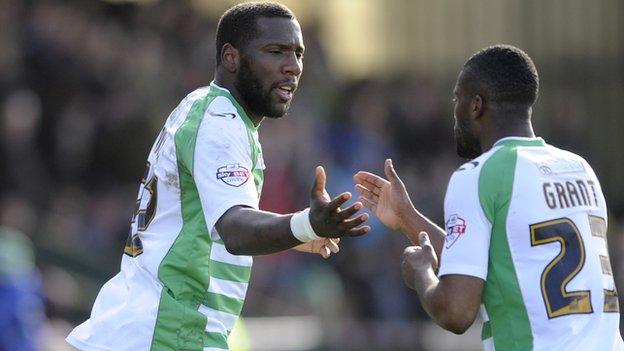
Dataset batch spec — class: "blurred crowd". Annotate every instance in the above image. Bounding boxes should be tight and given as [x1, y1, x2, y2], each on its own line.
[0, 1, 622, 350]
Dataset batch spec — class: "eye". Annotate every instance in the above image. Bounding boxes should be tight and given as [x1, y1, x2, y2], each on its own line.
[269, 50, 282, 55]
[295, 52, 304, 59]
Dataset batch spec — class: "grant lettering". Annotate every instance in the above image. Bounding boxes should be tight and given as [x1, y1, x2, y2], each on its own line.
[543, 179, 596, 209]
[543, 183, 557, 209]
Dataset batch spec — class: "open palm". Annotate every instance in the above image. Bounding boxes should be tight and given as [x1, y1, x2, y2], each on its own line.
[353, 159, 415, 231]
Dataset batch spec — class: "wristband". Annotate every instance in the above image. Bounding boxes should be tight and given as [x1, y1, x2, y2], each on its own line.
[290, 208, 321, 242]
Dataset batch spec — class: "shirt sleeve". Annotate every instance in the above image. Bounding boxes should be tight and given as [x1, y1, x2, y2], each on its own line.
[438, 164, 492, 281]
[193, 99, 259, 232]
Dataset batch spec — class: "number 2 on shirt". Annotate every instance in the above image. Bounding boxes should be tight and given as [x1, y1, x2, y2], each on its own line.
[529, 215, 619, 319]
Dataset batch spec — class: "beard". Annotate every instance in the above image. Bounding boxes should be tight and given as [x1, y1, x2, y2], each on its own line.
[454, 118, 482, 159]
[235, 56, 289, 119]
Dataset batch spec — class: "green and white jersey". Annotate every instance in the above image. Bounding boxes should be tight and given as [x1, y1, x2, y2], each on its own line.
[439, 137, 623, 351]
[67, 82, 264, 351]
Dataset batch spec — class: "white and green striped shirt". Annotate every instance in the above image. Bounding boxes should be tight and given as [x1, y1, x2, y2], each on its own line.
[439, 137, 623, 351]
[67, 82, 264, 351]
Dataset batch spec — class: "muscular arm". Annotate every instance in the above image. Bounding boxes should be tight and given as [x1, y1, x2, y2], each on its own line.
[216, 206, 300, 255]
[402, 233, 484, 334]
[361, 160, 488, 333]
[412, 272, 483, 334]
[216, 166, 369, 256]
[397, 207, 446, 257]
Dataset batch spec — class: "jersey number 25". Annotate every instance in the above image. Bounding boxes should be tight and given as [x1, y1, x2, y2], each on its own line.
[529, 215, 619, 319]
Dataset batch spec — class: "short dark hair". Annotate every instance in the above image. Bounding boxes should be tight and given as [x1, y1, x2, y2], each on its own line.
[215, 2, 295, 65]
[462, 44, 539, 107]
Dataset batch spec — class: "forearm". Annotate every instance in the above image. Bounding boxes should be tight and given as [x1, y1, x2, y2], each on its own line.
[399, 206, 446, 256]
[408, 269, 482, 334]
[216, 206, 301, 256]
[411, 269, 473, 334]
[412, 267, 446, 327]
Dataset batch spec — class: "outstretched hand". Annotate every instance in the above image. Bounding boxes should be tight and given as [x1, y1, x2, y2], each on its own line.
[353, 159, 415, 231]
[309, 166, 370, 238]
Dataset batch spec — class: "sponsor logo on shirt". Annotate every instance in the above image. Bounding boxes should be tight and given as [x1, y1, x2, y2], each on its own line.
[535, 159, 585, 175]
[209, 111, 237, 119]
[445, 214, 466, 249]
[526, 150, 586, 176]
[457, 161, 479, 171]
[216, 164, 250, 187]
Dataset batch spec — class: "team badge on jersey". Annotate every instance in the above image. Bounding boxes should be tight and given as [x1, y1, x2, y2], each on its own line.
[217, 164, 250, 187]
[445, 214, 467, 249]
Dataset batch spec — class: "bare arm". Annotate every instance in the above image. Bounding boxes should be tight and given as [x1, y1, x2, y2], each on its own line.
[217, 166, 370, 256]
[395, 206, 446, 257]
[354, 159, 445, 256]
[216, 206, 299, 255]
[355, 160, 483, 332]
[402, 232, 483, 334]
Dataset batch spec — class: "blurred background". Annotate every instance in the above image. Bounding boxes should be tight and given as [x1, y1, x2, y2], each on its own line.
[0, 0, 622, 350]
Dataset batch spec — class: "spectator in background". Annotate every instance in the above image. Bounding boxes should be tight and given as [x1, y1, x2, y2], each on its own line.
[0, 226, 45, 351]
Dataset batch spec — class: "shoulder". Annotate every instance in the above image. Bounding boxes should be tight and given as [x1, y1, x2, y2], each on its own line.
[178, 86, 247, 133]
[543, 144, 591, 168]
[514, 142, 595, 178]
[445, 152, 495, 211]
[449, 146, 518, 221]
[174, 89, 252, 165]
[205, 95, 240, 119]
[184, 94, 250, 149]
[543, 144, 601, 183]
[449, 147, 502, 187]
[185, 86, 211, 102]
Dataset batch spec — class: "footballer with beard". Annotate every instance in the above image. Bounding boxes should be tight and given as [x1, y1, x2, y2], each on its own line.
[354, 45, 622, 351]
[67, 3, 370, 351]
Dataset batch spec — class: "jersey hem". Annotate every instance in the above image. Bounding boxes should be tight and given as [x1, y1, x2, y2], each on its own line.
[65, 335, 116, 351]
[438, 264, 487, 280]
[206, 199, 259, 235]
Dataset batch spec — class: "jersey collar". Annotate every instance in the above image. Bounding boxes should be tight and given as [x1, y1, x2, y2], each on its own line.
[493, 136, 546, 148]
[209, 81, 258, 131]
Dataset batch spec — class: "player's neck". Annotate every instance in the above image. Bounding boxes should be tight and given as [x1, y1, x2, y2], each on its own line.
[481, 119, 535, 152]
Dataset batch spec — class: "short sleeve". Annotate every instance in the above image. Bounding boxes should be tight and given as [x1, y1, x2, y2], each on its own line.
[193, 97, 259, 232]
[438, 163, 492, 281]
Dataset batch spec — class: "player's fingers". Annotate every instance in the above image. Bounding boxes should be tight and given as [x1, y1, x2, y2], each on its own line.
[339, 213, 369, 231]
[325, 192, 352, 211]
[355, 184, 379, 201]
[418, 231, 431, 248]
[354, 171, 388, 189]
[335, 201, 363, 220]
[403, 245, 422, 259]
[321, 245, 330, 259]
[358, 196, 377, 212]
[326, 238, 340, 253]
[384, 159, 403, 185]
[355, 177, 384, 196]
[311, 166, 327, 196]
[418, 232, 438, 268]
[346, 225, 371, 237]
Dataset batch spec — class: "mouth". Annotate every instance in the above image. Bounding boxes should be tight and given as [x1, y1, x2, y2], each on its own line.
[273, 81, 297, 103]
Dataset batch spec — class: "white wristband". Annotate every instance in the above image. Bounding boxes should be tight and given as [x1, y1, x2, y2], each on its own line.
[290, 208, 321, 243]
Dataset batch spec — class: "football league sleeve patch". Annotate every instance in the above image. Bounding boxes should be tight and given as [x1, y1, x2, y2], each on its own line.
[438, 170, 492, 280]
[193, 115, 259, 232]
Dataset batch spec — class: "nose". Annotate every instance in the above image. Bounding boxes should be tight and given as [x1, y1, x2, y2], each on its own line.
[283, 52, 302, 77]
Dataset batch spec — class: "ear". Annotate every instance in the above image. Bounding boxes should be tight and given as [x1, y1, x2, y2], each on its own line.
[220, 43, 239, 73]
[471, 94, 484, 119]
